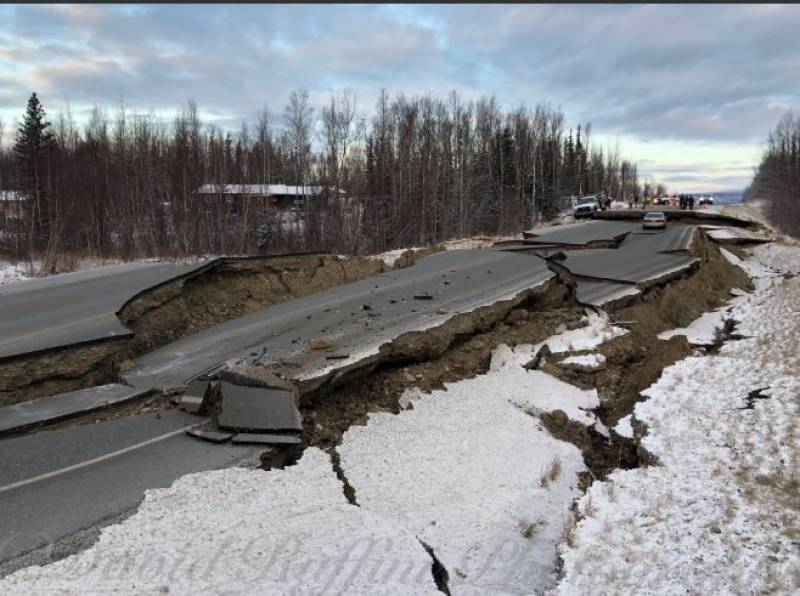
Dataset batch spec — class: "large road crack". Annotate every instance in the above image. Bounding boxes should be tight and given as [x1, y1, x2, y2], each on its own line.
[418, 539, 451, 595]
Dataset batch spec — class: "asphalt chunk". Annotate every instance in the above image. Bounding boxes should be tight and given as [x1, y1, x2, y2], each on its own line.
[217, 382, 302, 432]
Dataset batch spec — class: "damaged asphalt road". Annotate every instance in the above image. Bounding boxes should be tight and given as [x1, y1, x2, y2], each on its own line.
[0, 216, 755, 577]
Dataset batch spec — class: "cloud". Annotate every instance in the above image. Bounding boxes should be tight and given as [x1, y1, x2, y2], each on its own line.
[0, 4, 796, 190]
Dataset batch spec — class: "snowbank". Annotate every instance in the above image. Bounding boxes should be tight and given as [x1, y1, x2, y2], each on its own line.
[557, 243, 800, 594]
[0, 263, 31, 286]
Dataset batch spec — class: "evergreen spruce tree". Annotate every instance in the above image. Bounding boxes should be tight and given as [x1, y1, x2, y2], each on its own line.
[14, 92, 54, 244]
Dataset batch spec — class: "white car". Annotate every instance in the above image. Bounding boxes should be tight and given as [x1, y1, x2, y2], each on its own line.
[643, 211, 667, 229]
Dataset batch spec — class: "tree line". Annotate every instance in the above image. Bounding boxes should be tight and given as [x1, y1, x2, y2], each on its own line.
[0, 90, 644, 266]
[746, 111, 800, 237]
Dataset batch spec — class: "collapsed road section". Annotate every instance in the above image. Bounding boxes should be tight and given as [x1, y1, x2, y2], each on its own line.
[123, 249, 555, 393]
[0, 218, 762, 580]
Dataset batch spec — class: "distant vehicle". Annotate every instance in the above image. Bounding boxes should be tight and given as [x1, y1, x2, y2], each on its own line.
[698, 195, 715, 205]
[643, 211, 667, 229]
[574, 195, 601, 218]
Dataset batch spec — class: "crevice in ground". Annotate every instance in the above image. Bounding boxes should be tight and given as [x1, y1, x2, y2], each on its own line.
[418, 539, 451, 595]
[328, 447, 359, 506]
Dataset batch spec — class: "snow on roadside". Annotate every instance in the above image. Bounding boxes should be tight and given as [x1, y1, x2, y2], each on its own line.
[656, 300, 742, 346]
[372, 236, 523, 267]
[0, 449, 439, 595]
[372, 247, 423, 268]
[0, 263, 31, 286]
[556, 243, 800, 594]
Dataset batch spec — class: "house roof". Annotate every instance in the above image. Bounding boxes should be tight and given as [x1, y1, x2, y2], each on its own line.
[0, 191, 27, 202]
[195, 184, 344, 196]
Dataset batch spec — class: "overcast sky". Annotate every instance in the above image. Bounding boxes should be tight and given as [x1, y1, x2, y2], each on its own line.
[1, 4, 798, 192]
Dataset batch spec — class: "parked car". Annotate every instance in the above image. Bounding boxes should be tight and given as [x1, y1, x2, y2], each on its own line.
[698, 195, 715, 205]
[642, 211, 667, 229]
[574, 195, 600, 218]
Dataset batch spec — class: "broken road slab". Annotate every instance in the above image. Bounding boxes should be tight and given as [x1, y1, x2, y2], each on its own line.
[560, 248, 699, 285]
[0, 260, 211, 360]
[0, 384, 151, 437]
[624, 226, 695, 253]
[216, 381, 303, 432]
[0, 410, 260, 566]
[706, 227, 771, 245]
[523, 220, 636, 246]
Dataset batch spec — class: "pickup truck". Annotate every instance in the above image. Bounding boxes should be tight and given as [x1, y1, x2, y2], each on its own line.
[574, 195, 601, 218]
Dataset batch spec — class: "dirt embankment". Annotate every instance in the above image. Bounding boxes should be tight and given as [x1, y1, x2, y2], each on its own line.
[118, 255, 386, 355]
[0, 342, 124, 406]
[0, 254, 387, 406]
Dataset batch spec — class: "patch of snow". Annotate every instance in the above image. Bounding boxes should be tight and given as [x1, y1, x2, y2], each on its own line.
[371, 247, 422, 268]
[560, 353, 606, 369]
[535, 312, 627, 354]
[557, 242, 800, 594]
[0, 449, 439, 594]
[0, 262, 32, 286]
[443, 235, 518, 251]
[657, 305, 730, 345]
[613, 414, 634, 439]
[591, 419, 611, 439]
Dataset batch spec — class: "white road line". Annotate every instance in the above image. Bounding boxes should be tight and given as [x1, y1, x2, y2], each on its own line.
[0, 424, 199, 495]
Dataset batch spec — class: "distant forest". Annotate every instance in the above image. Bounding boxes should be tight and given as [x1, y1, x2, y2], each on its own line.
[746, 112, 800, 237]
[0, 89, 646, 266]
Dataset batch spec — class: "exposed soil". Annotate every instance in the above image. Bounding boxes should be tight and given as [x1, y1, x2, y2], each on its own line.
[118, 255, 386, 355]
[0, 341, 125, 406]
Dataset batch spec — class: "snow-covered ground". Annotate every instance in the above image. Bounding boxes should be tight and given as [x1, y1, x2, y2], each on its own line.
[0, 314, 624, 594]
[557, 241, 800, 594]
[0, 262, 31, 286]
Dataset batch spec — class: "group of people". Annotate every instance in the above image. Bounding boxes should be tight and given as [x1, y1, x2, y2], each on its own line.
[678, 194, 696, 210]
